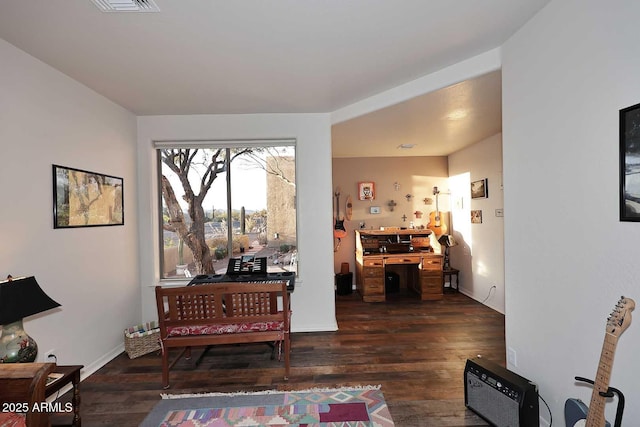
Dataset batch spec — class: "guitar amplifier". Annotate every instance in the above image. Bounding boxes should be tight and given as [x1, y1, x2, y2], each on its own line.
[464, 357, 539, 427]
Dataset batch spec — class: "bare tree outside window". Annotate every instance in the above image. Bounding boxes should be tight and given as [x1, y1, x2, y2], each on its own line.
[158, 145, 296, 279]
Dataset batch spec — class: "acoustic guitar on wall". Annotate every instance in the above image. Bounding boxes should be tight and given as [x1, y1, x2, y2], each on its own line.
[564, 296, 635, 427]
[427, 186, 447, 236]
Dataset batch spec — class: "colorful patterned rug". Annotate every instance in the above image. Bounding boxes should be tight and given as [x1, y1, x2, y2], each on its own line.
[139, 385, 394, 427]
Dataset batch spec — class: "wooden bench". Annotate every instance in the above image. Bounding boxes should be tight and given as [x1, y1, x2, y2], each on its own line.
[155, 281, 290, 389]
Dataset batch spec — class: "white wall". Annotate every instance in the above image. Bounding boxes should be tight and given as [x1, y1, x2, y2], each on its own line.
[0, 39, 139, 375]
[136, 114, 337, 333]
[502, 1, 640, 424]
[449, 133, 505, 313]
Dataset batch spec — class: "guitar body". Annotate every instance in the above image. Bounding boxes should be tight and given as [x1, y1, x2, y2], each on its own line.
[564, 398, 611, 427]
[427, 210, 447, 235]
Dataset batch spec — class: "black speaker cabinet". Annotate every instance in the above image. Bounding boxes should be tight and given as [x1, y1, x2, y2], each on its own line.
[464, 357, 539, 427]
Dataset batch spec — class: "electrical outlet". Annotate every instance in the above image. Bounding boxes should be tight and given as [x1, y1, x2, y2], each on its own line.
[507, 347, 517, 367]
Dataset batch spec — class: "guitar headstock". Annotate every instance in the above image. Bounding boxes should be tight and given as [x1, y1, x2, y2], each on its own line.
[606, 296, 636, 337]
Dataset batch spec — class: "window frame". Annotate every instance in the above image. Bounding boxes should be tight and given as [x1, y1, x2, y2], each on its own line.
[154, 139, 298, 281]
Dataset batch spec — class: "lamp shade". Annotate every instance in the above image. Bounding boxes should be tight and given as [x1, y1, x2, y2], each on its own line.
[438, 234, 457, 248]
[0, 276, 61, 325]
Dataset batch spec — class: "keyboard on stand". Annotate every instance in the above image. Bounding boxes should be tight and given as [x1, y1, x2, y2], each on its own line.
[187, 256, 295, 292]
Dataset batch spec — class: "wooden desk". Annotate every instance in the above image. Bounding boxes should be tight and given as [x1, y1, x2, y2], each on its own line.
[46, 365, 83, 427]
[355, 230, 443, 302]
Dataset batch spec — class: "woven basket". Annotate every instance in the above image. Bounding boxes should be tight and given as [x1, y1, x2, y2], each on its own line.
[124, 321, 160, 359]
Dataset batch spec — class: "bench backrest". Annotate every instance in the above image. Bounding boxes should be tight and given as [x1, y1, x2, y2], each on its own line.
[155, 281, 289, 333]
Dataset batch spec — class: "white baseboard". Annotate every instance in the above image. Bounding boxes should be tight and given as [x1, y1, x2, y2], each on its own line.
[81, 343, 125, 380]
[292, 323, 338, 333]
[458, 287, 504, 314]
[46, 343, 124, 403]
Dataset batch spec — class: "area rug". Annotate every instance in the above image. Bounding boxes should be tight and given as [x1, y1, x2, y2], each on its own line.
[139, 385, 395, 427]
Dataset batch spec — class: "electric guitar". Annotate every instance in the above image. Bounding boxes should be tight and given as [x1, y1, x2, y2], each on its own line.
[564, 296, 635, 427]
[334, 187, 347, 250]
[427, 186, 447, 236]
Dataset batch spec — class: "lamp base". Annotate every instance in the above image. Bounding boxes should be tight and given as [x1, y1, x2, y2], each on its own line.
[0, 319, 38, 363]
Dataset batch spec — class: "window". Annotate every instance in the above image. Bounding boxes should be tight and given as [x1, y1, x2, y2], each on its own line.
[156, 141, 297, 280]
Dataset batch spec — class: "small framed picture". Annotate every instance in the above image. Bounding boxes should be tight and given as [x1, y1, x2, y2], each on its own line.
[471, 178, 488, 199]
[358, 182, 375, 200]
[471, 210, 483, 224]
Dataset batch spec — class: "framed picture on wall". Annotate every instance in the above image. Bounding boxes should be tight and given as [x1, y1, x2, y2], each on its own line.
[358, 181, 375, 200]
[471, 210, 483, 224]
[620, 102, 640, 221]
[471, 178, 488, 199]
[53, 164, 124, 228]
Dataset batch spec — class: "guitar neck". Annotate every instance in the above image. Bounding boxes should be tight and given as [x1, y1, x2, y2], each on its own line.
[585, 332, 619, 427]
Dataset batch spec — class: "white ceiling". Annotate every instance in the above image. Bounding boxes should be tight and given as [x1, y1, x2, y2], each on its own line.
[0, 0, 549, 155]
[332, 70, 502, 157]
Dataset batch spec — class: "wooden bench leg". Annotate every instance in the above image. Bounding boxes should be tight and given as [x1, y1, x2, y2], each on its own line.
[161, 345, 170, 389]
[283, 333, 290, 381]
[162, 347, 191, 389]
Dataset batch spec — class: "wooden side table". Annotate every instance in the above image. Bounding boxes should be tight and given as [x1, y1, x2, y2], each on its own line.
[0, 362, 55, 427]
[46, 365, 83, 427]
[442, 268, 459, 292]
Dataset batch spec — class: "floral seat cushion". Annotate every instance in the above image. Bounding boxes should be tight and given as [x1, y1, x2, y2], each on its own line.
[166, 321, 284, 337]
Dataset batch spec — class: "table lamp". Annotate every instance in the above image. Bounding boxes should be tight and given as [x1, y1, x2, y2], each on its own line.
[0, 275, 61, 363]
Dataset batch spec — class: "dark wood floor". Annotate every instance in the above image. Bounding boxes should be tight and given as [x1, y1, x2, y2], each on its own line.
[70, 290, 505, 426]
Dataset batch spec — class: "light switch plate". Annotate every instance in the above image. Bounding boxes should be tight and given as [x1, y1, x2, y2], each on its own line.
[370, 206, 381, 214]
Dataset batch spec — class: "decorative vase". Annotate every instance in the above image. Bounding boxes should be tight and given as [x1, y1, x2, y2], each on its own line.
[176, 264, 188, 275]
[0, 319, 38, 363]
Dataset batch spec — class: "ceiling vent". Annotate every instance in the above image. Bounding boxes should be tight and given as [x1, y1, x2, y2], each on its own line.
[91, 0, 160, 12]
